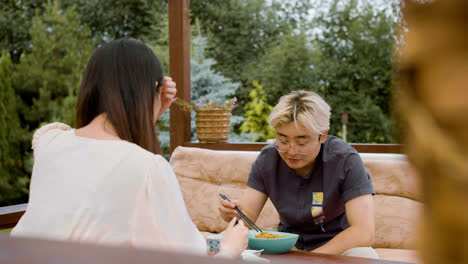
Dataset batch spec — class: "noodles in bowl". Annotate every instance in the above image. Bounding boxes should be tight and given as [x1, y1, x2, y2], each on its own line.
[255, 231, 285, 239]
[248, 230, 299, 254]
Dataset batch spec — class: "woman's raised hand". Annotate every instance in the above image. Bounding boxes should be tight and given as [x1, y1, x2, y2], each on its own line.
[158, 76, 177, 118]
[219, 217, 249, 257]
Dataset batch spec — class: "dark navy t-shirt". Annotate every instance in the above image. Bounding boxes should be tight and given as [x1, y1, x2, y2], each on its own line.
[246, 136, 375, 251]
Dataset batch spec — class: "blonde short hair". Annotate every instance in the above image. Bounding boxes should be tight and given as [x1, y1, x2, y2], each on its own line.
[269, 90, 331, 135]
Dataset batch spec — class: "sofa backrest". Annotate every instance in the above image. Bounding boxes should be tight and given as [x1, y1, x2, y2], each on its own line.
[169, 146, 423, 250]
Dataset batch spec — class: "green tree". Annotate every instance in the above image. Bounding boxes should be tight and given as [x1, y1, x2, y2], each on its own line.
[0, 53, 29, 206]
[0, 0, 167, 62]
[309, 0, 398, 143]
[0, 0, 46, 63]
[61, 0, 167, 45]
[15, 0, 93, 129]
[190, 0, 300, 109]
[239, 80, 275, 142]
[148, 12, 170, 73]
[246, 33, 316, 105]
[190, 0, 311, 80]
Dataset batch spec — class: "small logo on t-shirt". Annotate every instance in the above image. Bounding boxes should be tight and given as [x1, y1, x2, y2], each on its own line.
[311, 206, 324, 217]
[312, 192, 323, 205]
[311, 192, 326, 229]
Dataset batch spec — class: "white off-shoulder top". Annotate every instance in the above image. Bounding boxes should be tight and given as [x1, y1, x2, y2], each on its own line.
[11, 122, 207, 254]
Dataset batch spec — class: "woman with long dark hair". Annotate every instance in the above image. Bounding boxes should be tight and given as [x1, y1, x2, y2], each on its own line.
[11, 38, 248, 257]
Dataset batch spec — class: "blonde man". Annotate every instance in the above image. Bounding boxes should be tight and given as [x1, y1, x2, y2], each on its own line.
[219, 90, 378, 259]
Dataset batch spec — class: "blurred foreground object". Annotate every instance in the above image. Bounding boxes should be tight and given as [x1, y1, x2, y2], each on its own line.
[398, 0, 468, 263]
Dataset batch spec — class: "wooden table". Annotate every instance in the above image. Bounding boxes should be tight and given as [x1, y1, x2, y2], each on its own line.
[1, 235, 234, 264]
[263, 249, 415, 264]
[0, 234, 414, 264]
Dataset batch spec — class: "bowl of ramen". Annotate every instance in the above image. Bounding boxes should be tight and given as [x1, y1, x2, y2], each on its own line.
[248, 230, 299, 254]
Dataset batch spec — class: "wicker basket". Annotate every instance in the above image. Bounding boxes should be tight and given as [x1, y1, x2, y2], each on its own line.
[195, 109, 231, 143]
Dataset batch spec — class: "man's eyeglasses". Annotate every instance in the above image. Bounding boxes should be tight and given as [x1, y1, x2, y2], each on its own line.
[274, 135, 321, 155]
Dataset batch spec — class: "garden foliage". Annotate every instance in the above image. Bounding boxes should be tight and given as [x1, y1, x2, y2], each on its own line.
[0, 53, 29, 205]
[239, 81, 275, 142]
[0, 0, 401, 205]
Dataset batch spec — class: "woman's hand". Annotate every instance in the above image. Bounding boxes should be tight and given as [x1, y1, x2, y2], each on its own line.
[219, 217, 249, 257]
[158, 76, 177, 118]
[219, 199, 242, 223]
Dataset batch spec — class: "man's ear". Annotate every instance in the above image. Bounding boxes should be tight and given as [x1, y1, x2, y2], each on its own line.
[320, 130, 328, 143]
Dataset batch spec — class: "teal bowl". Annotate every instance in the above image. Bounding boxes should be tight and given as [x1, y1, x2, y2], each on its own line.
[248, 230, 299, 254]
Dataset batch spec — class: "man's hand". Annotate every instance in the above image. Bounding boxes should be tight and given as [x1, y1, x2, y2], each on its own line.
[219, 199, 242, 223]
[312, 194, 375, 255]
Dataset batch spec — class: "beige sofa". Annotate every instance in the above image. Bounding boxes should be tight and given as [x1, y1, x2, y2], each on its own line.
[169, 146, 423, 263]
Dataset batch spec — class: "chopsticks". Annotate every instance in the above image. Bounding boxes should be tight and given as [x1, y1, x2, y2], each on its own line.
[219, 193, 263, 232]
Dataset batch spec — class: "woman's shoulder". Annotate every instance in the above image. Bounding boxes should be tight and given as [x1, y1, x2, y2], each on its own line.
[133, 150, 173, 182]
[32, 122, 72, 150]
[123, 144, 169, 170]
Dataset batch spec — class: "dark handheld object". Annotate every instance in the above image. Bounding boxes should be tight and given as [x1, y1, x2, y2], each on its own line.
[219, 193, 262, 232]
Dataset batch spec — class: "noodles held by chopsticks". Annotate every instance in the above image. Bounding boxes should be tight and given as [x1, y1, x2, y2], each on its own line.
[255, 232, 285, 239]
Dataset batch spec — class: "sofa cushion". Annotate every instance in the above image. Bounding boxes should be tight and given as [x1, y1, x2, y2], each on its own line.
[169, 147, 279, 233]
[175, 176, 279, 233]
[361, 153, 422, 201]
[170, 147, 422, 251]
[374, 194, 422, 249]
[169, 148, 258, 186]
